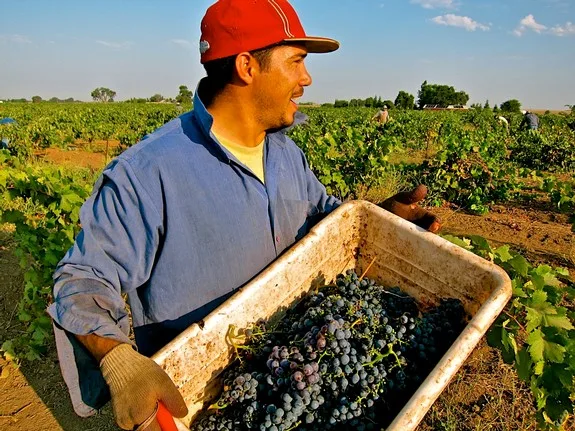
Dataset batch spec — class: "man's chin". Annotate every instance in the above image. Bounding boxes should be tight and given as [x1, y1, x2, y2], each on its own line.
[266, 115, 296, 133]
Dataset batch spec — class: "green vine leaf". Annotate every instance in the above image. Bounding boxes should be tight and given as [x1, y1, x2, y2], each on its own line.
[527, 330, 566, 363]
[509, 254, 530, 278]
[516, 347, 532, 382]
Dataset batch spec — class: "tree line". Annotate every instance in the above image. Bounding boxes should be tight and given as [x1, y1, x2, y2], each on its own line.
[327, 81, 539, 113]
[6, 85, 194, 105]
[6, 82, 573, 113]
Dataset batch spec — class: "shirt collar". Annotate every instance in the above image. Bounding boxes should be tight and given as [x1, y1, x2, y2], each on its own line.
[192, 79, 216, 140]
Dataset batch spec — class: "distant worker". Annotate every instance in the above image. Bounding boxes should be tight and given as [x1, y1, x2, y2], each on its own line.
[495, 115, 509, 133]
[0, 117, 17, 152]
[371, 105, 390, 124]
[520, 110, 539, 130]
[496, 115, 508, 128]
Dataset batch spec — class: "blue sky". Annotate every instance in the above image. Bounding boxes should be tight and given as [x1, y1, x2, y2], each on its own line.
[1, 0, 574, 109]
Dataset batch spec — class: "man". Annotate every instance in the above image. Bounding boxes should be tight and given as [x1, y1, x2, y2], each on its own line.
[47, 1, 440, 430]
[520, 110, 539, 130]
[371, 105, 390, 124]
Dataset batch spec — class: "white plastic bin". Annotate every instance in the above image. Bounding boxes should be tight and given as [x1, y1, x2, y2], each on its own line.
[152, 200, 512, 430]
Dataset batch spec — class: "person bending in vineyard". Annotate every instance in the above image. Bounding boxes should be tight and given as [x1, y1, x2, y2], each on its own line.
[371, 105, 390, 124]
[46, 1, 441, 430]
[520, 110, 539, 130]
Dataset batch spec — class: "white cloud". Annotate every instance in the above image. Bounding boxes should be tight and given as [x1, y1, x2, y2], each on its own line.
[96, 40, 133, 49]
[513, 14, 547, 36]
[431, 14, 490, 31]
[170, 39, 193, 49]
[0, 34, 32, 44]
[411, 0, 457, 9]
[550, 21, 575, 36]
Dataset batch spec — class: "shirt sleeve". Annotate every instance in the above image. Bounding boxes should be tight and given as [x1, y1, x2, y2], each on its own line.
[299, 149, 341, 216]
[46, 157, 164, 416]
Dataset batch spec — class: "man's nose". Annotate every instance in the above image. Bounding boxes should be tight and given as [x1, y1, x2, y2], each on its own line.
[300, 64, 312, 87]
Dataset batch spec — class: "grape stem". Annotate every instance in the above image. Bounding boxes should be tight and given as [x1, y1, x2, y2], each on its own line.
[285, 420, 302, 431]
[359, 256, 377, 281]
[226, 325, 252, 364]
[317, 349, 331, 364]
[502, 310, 527, 333]
[382, 289, 409, 299]
[208, 401, 229, 410]
[363, 344, 402, 369]
[339, 255, 354, 276]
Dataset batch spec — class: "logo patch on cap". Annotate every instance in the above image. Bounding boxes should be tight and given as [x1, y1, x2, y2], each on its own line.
[199, 40, 210, 54]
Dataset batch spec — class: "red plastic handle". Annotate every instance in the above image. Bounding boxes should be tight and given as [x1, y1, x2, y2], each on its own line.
[157, 402, 178, 431]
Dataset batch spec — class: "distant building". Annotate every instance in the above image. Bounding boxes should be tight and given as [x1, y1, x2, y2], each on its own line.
[422, 104, 468, 110]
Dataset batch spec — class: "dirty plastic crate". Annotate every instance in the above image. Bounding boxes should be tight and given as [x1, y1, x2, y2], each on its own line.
[152, 200, 512, 430]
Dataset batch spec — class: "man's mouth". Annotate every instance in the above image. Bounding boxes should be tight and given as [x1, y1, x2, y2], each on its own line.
[291, 94, 303, 107]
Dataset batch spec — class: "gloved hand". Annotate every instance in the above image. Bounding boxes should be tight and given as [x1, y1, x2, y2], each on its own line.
[100, 343, 188, 430]
[380, 185, 441, 233]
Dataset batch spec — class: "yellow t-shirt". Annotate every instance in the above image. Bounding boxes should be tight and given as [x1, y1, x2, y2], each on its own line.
[213, 132, 265, 184]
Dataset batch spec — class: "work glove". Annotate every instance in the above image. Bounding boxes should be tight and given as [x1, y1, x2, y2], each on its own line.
[100, 343, 188, 430]
[380, 185, 441, 233]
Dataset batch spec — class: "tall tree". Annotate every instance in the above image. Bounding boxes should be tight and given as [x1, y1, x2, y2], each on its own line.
[91, 87, 116, 102]
[149, 94, 164, 103]
[334, 99, 349, 108]
[32, 95, 42, 103]
[382, 100, 395, 109]
[500, 99, 521, 113]
[176, 85, 193, 104]
[394, 91, 415, 110]
[417, 81, 469, 108]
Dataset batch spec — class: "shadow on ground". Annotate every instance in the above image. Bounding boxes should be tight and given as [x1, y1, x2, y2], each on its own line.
[0, 228, 117, 431]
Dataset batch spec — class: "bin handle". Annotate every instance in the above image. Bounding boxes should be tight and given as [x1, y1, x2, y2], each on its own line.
[157, 401, 189, 431]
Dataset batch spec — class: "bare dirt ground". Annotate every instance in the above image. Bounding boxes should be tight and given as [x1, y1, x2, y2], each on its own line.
[0, 148, 573, 430]
[37, 139, 122, 171]
[435, 202, 574, 275]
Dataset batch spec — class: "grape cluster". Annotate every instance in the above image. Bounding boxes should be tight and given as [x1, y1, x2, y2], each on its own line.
[192, 270, 467, 431]
[219, 373, 259, 406]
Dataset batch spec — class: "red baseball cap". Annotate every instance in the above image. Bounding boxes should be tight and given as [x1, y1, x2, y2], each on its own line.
[199, 0, 340, 64]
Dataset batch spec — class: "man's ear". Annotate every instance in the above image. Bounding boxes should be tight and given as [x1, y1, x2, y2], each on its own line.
[235, 52, 259, 85]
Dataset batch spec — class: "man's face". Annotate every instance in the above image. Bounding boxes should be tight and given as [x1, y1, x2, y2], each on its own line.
[252, 44, 312, 130]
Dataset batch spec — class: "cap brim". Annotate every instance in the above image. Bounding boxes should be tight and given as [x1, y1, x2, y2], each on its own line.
[284, 37, 340, 53]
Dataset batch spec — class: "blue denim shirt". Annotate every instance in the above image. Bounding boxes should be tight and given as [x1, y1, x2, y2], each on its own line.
[47, 86, 340, 416]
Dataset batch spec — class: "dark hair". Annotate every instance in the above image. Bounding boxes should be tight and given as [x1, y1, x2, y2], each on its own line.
[201, 45, 277, 103]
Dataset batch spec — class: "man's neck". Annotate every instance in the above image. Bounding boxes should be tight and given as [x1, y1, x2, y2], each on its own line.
[207, 91, 266, 148]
